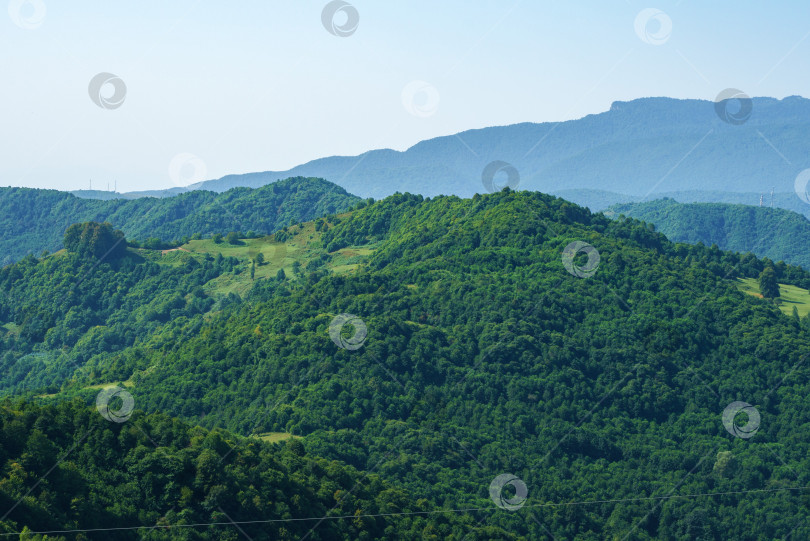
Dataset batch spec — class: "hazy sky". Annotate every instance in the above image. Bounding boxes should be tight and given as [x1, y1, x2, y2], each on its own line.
[2, 1, 808, 192]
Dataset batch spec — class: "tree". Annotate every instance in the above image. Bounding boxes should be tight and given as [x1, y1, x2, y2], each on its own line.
[276, 268, 286, 281]
[250, 261, 255, 280]
[226, 232, 240, 245]
[759, 266, 780, 299]
[63, 222, 127, 259]
[255, 252, 265, 266]
[144, 237, 164, 250]
[212, 233, 223, 244]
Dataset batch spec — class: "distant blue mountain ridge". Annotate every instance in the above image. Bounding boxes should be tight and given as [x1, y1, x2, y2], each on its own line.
[70, 96, 810, 216]
[162, 96, 810, 200]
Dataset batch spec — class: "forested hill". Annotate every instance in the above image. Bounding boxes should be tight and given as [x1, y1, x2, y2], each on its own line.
[607, 198, 810, 269]
[2, 189, 810, 537]
[0, 177, 359, 265]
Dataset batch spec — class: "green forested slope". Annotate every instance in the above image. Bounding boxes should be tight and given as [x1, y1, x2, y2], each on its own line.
[0, 399, 494, 540]
[607, 198, 810, 269]
[1, 189, 810, 538]
[0, 177, 359, 265]
[0, 244, 244, 396]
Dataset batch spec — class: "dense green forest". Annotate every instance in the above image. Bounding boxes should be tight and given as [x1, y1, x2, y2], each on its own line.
[0, 177, 359, 264]
[2, 186, 810, 538]
[0, 399, 497, 539]
[0, 239, 243, 396]
[607, 198, 810, 270]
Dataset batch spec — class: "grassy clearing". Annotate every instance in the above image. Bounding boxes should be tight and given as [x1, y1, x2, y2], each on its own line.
[178, 234, 299, 297]
[147, 220, 377, 297]
[737, 277, 764, 298]
[83, 379, 135, 391]
[330, 264, 360, 274]
[737, 277, 810, 317]
[775, 283, 810, 317]
[1, 322, 20, 335]
[254, 432, 302, 443]
[37, 379, 134, 399]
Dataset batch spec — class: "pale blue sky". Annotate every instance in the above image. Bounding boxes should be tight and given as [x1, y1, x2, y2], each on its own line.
[2, 1, 808, 192]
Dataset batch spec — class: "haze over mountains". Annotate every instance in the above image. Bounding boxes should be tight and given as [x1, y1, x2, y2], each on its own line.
[71, 96, 810, 213]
